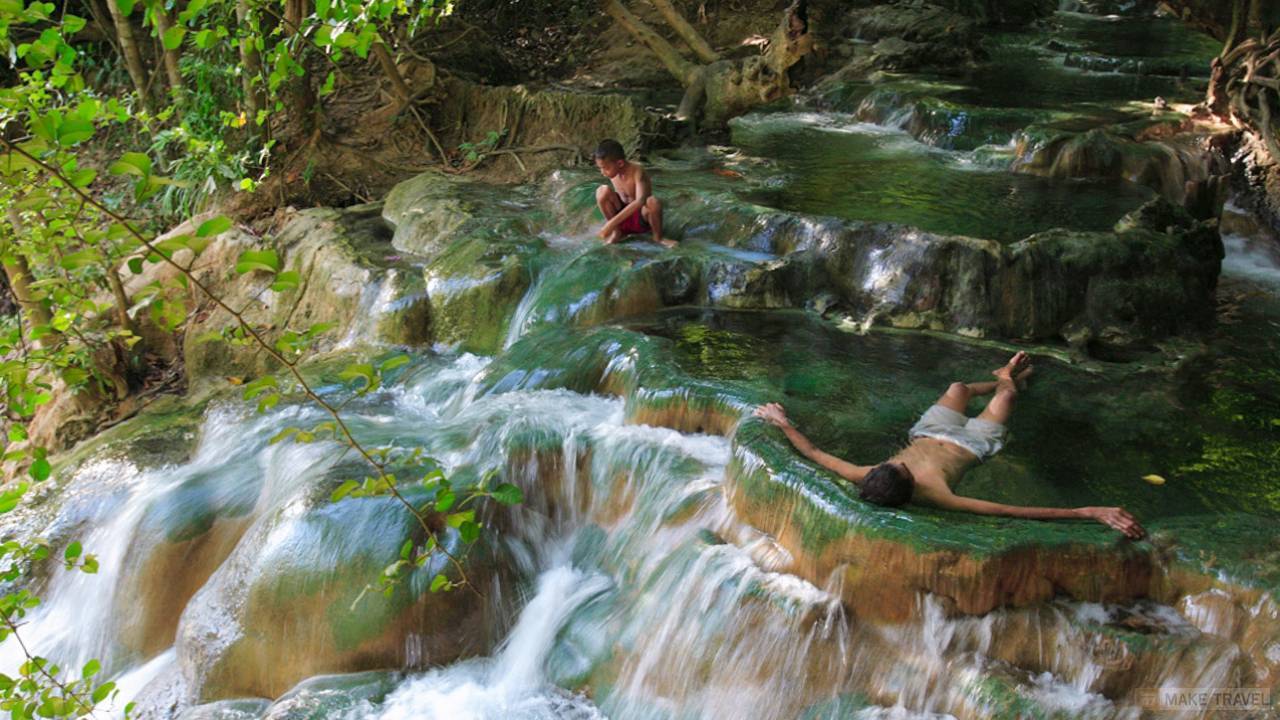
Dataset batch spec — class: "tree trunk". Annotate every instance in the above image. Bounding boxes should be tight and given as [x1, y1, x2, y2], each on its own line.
[152, 3, 184, 95]
[85, 0, 122, 58]
[606, 0, 812, 126]
[373, 34, 413, 104]
[236, 0, 265, 122]
[648, 0, 719, 64]
[284, 0, 315, 132]
[602, 0, 697, 85]
[1248, 0, 1263, 38]
[105, 0, 153, 108]
[106, 263, 136, 336]
[2, 211, 55, 349]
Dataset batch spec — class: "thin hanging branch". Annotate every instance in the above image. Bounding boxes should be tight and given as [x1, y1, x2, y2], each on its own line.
[1, 137, 480, 596]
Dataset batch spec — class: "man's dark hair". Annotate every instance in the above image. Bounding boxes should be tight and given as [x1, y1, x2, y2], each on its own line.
[859, 463, 913, 507]
[593, 139, 626, 162]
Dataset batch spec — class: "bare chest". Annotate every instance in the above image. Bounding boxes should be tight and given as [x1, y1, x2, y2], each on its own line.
[610, 173, 638, 201]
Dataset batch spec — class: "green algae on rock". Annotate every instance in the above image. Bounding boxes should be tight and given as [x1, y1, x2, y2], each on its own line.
[177, 481, 491, 700]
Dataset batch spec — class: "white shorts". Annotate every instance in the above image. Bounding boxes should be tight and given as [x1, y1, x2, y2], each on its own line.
[909, 404, 1007, 462]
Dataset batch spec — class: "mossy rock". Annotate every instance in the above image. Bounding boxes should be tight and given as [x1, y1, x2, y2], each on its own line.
[423, 232, 540, 353]
[178, 482, 491, 701]
[182, 207, 431, 384]
[381, 172, 483, 258]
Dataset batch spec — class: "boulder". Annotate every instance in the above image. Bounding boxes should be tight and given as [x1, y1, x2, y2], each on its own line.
[175, 480, 492, 700]
[181, 205, 432, 384]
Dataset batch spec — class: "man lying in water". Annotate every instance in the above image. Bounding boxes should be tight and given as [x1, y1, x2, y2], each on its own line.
[754, 351, 1146, 538]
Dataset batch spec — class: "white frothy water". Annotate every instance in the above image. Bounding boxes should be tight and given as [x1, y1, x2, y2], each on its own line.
[1222, 233, 1280, 287]
[4, 320, 1259, 720]
[0, 405, 314, 678]
[360, 564, 609, 720]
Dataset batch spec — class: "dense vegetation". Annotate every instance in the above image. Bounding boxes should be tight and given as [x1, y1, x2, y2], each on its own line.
[0, 0, 539, 712]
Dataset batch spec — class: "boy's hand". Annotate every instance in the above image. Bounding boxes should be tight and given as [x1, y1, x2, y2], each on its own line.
[753, 403, 792, 429]
[1078, 506, 1145, 539]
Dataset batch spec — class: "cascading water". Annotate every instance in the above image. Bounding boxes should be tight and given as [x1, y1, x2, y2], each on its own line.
[3, 7, 1278, 720]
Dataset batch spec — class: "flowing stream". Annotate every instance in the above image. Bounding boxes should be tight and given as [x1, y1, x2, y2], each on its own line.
[4, 7, 1279, 720]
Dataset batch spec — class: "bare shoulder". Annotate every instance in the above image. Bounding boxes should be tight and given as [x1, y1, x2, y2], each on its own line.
[908, 475, 953, 507]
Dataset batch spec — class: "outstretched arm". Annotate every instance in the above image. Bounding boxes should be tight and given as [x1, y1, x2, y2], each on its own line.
[932, 493, 1145, 539]
[598, 169, 651, 238]
[753, 403, 872, 484]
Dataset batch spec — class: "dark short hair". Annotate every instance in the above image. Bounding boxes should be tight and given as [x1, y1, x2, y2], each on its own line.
[859, 463, 913, 507]
[593, 139, 626, 162]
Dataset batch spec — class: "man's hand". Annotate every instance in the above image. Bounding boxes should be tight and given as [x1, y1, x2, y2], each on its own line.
[1078, 506, 1145, 539]
[753, 402, 792, 429]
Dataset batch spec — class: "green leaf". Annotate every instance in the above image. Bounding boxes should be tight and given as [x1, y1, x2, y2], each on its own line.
[338, 363, 375, 389]
[379, 355, 410, 373]
[63, 14, 87, 33]
[459, 519, 481, 544]
[399, 538, 413, 560]
[127, 257, 144, 274]
[0, 483, 29, 514]
[196, 215, 232, 238]
[429, 574, 448, 592]
[58, 249, 101, 270]
[90, 681, 115, 704]
[234, 249, 280, 274]
[81, 659, 100, 679]
[446, 510, 474, 528]
[60, 367, 88, 386]
[435, 488, 455, 512]
[269, 427, 300, 445]
[162, 25, 185, 49]
[57, 118, 95, 146]
[82, 554, 99, 574]
[270, 270, 300, 292]
[64, 541, 81, 562]
[108, 151, 151, 179]
[241, 375, 277, 400]
[28, 458, 50, 482]
[194, 28, 213, 48]
[491, 482, 524, 506]
[178, 0, 205, 21]
[330, 479, 358, 502]
[69, 168, 96, 187]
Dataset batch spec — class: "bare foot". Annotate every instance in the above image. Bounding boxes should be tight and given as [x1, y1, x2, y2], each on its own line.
[603, 231, 622, 245]
[1015, 364, 1034, 390]
[992, 351, 1030, 383]
[657, 237, 678, 249]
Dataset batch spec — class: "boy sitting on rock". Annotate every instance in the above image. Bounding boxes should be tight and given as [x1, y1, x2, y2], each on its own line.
[754, 352, 1145, 538]
[592, 139, 677, 248]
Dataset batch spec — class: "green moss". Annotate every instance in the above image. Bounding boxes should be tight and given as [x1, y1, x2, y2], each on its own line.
[425, 232, 539, 353]
[963, 674, 1068, 720]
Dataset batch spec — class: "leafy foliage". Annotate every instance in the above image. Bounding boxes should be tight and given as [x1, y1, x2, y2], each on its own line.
[0, 0, 503, 708]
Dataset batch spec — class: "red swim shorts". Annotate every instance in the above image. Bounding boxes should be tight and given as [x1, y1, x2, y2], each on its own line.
[615, 210, 651, 237]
